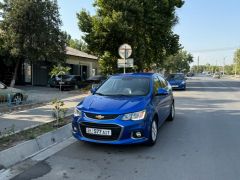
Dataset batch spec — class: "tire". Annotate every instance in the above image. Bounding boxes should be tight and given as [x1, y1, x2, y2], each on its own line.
[146, 118, 158, 146]
[167, 103, 175, 121]
[12, 94, 23, 105]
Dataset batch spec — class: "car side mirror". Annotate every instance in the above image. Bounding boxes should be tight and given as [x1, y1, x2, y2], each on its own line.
[156, 88, 169, 96]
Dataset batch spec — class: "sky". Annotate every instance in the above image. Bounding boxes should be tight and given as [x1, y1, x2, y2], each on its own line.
[58, 0, 240, 66]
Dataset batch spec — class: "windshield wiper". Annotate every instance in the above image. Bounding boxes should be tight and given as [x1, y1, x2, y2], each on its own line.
[94, 92, 106, 96]
[111, 94, 130, 96]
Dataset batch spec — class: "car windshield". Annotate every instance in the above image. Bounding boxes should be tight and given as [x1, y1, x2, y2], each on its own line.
[167, 74, 185, 80]
[95, 76, 150, 96]
[61, 75, 72, 80]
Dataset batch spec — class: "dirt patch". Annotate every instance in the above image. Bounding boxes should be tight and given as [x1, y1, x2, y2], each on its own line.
[0, 116, 71, 151]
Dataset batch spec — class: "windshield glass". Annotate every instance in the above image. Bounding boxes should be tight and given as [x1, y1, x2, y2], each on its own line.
[95, 76, 150, 96]
[167, 74, 184, 80]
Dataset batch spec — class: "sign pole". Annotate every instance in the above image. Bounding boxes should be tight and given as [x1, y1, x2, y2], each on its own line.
[124, 45, 126, 74]
[118, 43, 132, 73]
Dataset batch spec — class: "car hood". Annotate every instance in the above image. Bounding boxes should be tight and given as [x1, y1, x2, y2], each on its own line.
[168, 79, 185, 85]
[7, 87, 25, 94]
[78, 95, 149, 114]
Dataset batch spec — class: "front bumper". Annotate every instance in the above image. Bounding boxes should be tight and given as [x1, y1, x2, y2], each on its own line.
[72, 115, 150, 145]
[171, 83, 186, 89]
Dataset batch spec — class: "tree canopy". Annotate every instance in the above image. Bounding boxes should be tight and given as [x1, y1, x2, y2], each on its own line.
[164, 50, 193, 73]
[67, 38, 88, 53]
[0, 0, 66, 86]
[77, 0, 184, 74]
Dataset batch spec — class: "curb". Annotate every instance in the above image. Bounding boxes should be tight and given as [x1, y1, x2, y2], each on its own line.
[0, 123, 72, 169]
[0, 113, 73, 139]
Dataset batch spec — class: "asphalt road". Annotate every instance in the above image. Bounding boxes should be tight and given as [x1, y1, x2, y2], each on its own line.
[12, 77, 240, 180]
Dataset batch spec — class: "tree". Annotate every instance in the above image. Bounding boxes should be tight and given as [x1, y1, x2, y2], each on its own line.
[164, 50, 193, 74]
[49, 65, 71, 91]
[234, 49, 240, 74]
[77, 0, 184, 74]
[67, 38, 88, 52]
[0, 0, 66, 87]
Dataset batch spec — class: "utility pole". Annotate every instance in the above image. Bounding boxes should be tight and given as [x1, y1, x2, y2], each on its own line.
[223, 57, 225, 76]
[197, 56, 199, 73]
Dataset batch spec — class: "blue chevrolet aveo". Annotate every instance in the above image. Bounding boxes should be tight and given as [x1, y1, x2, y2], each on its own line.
[167, 73, 186, 90]
[72, 73, 175, 146]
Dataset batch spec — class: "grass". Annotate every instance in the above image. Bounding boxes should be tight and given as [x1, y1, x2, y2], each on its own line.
[0, 116, 71, 151]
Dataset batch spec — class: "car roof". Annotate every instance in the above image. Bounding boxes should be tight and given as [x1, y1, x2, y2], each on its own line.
[112, 73, 156, 78]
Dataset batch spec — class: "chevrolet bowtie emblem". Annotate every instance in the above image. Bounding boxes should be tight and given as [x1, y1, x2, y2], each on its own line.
[95, 115, 104, 119]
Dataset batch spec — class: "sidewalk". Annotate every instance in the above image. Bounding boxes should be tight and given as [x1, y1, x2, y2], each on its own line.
[0, 93, 88, 136]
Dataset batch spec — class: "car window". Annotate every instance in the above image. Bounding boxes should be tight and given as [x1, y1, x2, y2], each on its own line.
[167, 74, 184, 80]
[153, 77, 161, 94]
[158, 76, 168, 88]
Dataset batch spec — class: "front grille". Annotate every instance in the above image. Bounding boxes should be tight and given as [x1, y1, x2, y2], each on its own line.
[85, 112, 119, 120]
[79, 122, 122, 141]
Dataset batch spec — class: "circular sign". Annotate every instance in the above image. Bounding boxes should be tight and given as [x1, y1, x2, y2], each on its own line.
[118, 44, 132, 59]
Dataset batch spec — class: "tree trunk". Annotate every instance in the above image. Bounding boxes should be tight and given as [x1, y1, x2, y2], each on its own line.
[10, 59, 20, 87]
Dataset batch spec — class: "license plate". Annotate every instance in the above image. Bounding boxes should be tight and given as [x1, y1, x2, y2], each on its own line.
[86, 128, 112, 136]
[59, 82, 65, 85]
[172, 85, 178, 88]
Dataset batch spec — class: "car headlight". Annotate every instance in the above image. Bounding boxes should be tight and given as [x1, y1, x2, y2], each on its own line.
[181, 81, 186, 84]
[122, 110, 146, 121]
[74, 108, 82, 117]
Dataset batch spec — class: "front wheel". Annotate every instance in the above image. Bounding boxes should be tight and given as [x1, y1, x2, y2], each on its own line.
[12, 94, 23, 105]
[167, 103, 175, 121]
[146, 119, 158, 146]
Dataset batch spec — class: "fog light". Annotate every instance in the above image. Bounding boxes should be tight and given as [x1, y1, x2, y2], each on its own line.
[132, 131, 143, 138]
[136, 132, 142, 137]
[73, 126, 78, 132]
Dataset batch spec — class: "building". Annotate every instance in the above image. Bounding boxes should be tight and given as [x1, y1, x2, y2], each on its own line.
[0, 47, 99, 86]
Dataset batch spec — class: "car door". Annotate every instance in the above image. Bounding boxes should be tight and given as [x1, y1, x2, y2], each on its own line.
[151, 76, 166, 124]
[158, 76, 172, 119]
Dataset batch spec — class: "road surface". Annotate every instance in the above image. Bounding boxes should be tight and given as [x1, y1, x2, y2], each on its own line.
[12, 77, 240, 180]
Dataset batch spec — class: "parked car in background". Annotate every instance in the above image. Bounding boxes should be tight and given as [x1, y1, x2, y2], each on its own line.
[85, 75, 106, 84]
[0, 81, 28, 105]
[213, 72, 221, 79]
[186, 72, 194, 77]
[167, 73, 186, 90]
[84, 75, 107, 89]
[49, 75, 82, 90]
[72, 73, 175, 146]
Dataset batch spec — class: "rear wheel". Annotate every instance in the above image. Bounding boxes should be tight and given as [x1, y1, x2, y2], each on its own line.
[167, 103, 175, 121]
[146, 118, 158, 146]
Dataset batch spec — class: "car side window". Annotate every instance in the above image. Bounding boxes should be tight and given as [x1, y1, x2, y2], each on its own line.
[158, 76, 168, 88]
[153, 77, 161, 94]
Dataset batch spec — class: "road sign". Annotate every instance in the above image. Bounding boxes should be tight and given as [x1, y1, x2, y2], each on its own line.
[118, 44, 132, 73]
[118, 44, 132, 59]
[118, 58, 134, 68]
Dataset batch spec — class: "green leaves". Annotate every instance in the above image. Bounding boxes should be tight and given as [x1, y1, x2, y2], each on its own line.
[49, 65, 71, 78]
[77, 0, 184, 74]
[164, 50, 193, 73]
[0, 0, 66, 64]
[234, 49, 240, 65]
